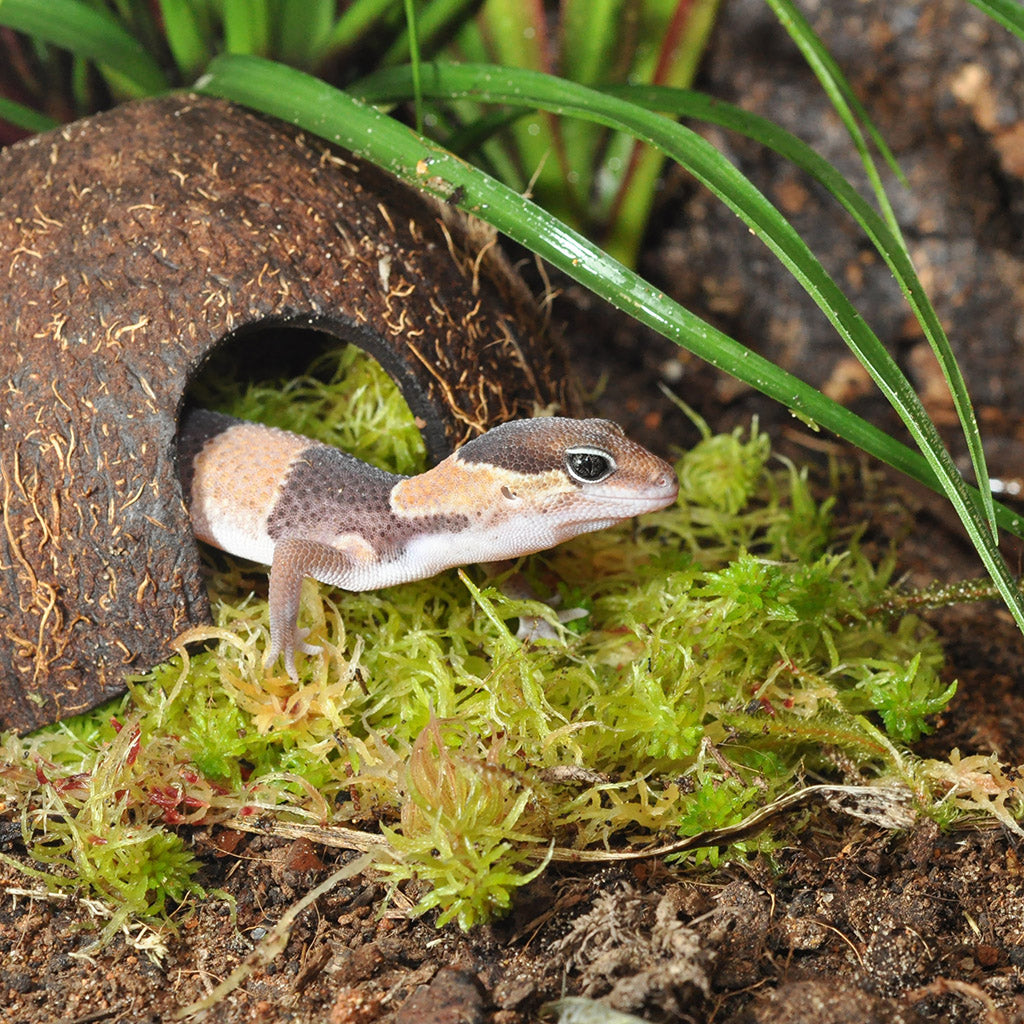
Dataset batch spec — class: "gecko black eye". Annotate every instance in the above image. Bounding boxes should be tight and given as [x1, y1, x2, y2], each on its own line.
[565, 447, 616, 484]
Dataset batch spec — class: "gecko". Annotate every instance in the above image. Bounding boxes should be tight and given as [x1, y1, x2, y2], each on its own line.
[177, 408, 679, 679]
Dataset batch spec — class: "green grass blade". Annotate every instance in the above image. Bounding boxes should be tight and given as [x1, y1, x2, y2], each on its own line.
[468, 2, 579, 224]
[967, 0, 1024, 40]
[765, 0, 989, 520]
[194, 56, 1024, 634]
[383, 0, 481, 65]
[441, 107, 528, 188]
[402, 0, 423, 132]
[356, 64, 969, 496]
[598, 0, 719, 201]
[222, 0, 269, 56]
[324, 0, 400, 56]
[71, 52, 91, 109]
[111, 0, 164, 59]
[611, 83, 996, 541]
[764, 0, 906, 192]
[355, 63, 1013, 568]
[442, 14, 531, 191]
[157, 0, 210, 80]
[599, 0, 721, 264]
[0, 0, 168, 96]
[561, 0, 624, 85]
[558, 0, 624, 207]
[274, 0, 335, 68]
[0, 95, 58, 133]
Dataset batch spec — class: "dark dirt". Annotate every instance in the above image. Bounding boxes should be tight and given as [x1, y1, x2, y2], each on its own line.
[4, 0, 1024, 1021]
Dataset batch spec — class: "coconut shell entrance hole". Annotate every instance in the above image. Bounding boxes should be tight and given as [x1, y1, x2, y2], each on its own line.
[0, 93, 576, 734]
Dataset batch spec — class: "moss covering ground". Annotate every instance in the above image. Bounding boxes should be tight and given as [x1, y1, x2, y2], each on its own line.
[2, 344, 1016, 943]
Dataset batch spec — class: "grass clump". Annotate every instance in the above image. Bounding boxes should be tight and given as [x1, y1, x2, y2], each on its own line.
[0, 344, 999, 939]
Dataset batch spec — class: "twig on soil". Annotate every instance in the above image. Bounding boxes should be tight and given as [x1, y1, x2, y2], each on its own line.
[171, 852, 373, 1020]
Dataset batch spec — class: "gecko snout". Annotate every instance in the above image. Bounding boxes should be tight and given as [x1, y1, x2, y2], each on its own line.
[648, 463, 680, 503]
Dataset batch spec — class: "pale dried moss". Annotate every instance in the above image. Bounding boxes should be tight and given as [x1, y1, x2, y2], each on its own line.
[0, 344, 1011, 939]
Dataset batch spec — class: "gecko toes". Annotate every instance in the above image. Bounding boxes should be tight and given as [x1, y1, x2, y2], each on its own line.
[295, 627, 323, 656]
[263, 637, 321, 680]
[263, 641, 300, 681]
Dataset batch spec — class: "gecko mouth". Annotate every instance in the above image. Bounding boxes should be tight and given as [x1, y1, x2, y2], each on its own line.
[565, 488, 679, 525]
[586, 480, 679, 510]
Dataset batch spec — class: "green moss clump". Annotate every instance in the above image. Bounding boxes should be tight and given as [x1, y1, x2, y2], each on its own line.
[0, 344, 1004, 939]
[0, 708, 203, 950]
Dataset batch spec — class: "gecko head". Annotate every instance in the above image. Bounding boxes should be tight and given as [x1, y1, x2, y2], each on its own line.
[449, 417, 679, 543]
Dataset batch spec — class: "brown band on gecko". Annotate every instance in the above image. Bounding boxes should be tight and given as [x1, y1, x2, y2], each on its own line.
[265, 444, 470, 555]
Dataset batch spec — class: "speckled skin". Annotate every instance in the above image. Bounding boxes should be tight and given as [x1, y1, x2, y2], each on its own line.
[178, 409, 679, 678]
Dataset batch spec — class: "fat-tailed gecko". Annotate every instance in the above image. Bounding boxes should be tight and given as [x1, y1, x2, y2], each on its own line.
[177, 409, 679, 678]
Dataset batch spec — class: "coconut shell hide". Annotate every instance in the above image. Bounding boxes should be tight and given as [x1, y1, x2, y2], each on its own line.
[0, 94, 576, 734]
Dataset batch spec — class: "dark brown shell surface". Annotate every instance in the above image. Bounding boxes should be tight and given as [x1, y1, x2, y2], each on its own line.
[0, 93, 575, 734]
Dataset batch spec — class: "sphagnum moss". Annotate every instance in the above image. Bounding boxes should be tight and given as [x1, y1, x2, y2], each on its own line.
[0, 344, 1007, 941]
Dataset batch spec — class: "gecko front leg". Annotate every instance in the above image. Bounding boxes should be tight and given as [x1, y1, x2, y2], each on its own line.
[265, 537, 361, 679]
